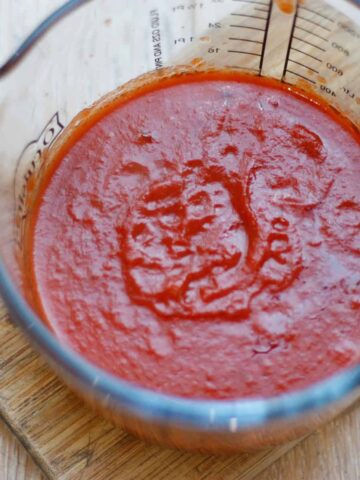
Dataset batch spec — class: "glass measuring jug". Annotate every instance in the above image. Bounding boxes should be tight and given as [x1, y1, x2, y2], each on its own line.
[0, 0, 359, 452]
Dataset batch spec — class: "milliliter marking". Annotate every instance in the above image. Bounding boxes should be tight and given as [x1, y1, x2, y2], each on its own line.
[282, 1, 331, 86]
[282, 2, 299, 82]
[228, 37, 263, 44]
[259, 0, 273, 75]
[297, 14, 332, 33]
[228, 0, 271, 75]
[288, 59, 319, 75]
[230, 13, 267, 20]
[228, 50, 261, 56]
[298, 5, 335, 23]
[287, 70, 316, 84]
[290, 47, 323, 63]
[293, 36, 326, 52]
[230, 24, 266, 31]
[232, 0, 269, 5]
[295, 25, 329, 42]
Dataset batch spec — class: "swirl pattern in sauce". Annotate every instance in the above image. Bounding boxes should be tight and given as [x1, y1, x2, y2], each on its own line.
[27, 73, 360, 399]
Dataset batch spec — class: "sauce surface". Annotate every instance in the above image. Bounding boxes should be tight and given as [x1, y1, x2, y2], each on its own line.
[28, 72, 360, 399]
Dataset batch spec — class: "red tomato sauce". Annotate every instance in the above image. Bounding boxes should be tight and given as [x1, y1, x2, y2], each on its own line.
[26, 72, 360, 399]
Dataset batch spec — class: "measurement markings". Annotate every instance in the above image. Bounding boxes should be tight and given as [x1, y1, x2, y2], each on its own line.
[227, 50, 261, 56]
[283, 3, 326, 85]
[298, 6, 335, 23]
[295, 25, 328, 42]
[232, 0, 269, 5]
[229, 37, 263, 44]
[287, 70, 316, 84]
[288, 59, 319, 74]
[290, 47, 323, 63]
[230, 25, 265, 31]
[254, 7, 268, 12]
[293, 36, 326, 52]
[259, 0, 273, 75]
[230, 13, 267, 20]
[297, 15, 332, 32]
[226, 65, 260, 72]
[282, 2, 298, 81]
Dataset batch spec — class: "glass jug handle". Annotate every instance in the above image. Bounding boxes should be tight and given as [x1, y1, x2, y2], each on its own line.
[0, 0, 92, 77]
[1, 0, 359, 78]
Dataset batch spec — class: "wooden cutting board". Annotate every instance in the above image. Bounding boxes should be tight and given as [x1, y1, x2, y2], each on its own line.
[2, 305, 360, 480]
[1, 303, 360, 480]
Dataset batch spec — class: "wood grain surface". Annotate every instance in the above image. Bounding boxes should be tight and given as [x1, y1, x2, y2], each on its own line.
[0, 305, 307, 480]
[1, 396, 360, 480]
[0, 301, 360, 480]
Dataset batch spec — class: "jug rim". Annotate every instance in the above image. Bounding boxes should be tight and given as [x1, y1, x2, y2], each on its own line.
[1, 258, 359, 431]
